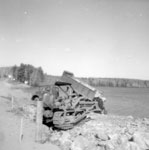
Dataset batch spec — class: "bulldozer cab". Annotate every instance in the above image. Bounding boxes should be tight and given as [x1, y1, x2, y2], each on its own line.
[54, 81, 78, 98]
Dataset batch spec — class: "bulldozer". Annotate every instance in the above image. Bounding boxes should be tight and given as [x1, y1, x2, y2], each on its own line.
[32, 71, 107, 130]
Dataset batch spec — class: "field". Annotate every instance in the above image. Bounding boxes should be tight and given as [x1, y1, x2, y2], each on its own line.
[98, 87, 149, 118]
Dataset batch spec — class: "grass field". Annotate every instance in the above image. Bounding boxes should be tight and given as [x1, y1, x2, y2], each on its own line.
[98, 87, 149, 118]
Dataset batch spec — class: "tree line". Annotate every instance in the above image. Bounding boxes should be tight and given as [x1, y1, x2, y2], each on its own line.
[0, 64, 44, 86]
[12, 64, 45, 86]
[80, 77, 149, 88]
[0, 64, 149, 88]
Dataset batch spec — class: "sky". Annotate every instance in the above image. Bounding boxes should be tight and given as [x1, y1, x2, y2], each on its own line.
[0, 0, 149, 79]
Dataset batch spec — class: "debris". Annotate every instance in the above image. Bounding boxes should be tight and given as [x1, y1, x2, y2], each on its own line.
[49, 115, 149, 150]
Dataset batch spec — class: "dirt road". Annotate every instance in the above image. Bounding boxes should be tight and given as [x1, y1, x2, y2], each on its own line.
[0, 79, 60, 150]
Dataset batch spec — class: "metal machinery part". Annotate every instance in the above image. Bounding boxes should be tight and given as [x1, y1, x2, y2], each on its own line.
[32, 71, 107, 130]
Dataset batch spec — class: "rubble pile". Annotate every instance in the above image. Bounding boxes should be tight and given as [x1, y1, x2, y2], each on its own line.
[19, 104, 149, 150]
[49, 113, 149, 150]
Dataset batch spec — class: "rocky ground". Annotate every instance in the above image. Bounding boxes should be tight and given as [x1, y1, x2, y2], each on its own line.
[0, 79, 149, 150]
[48, 113, 149, 150]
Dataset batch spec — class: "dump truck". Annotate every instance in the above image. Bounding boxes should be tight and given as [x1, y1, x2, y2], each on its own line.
[32, 71, 107, 129]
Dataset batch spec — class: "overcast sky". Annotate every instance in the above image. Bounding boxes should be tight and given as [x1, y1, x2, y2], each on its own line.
[0, 0, 149, 79]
